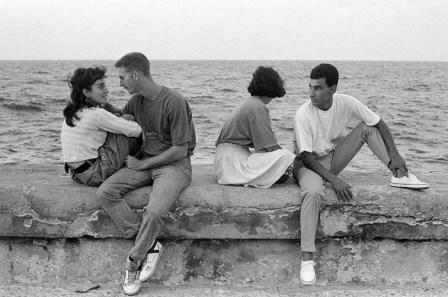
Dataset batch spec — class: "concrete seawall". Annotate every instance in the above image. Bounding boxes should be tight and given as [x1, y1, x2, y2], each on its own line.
[0, 164, 447, 287]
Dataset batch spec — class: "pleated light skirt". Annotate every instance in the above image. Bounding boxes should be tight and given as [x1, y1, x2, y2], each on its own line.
[214, 143, 296, 189]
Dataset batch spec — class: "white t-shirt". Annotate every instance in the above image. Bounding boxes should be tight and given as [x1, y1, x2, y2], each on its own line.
[294, 93, 380, 157]
[61, 107, 142, 162]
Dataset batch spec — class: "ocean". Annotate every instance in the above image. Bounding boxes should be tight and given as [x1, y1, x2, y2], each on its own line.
[0, 60, 447, 176]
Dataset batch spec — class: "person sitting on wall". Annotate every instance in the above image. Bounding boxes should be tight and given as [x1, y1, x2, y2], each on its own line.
[61, 66, 142, 186]
[293, 63, 429, 285]
[215, 66, 296, 188]
[96, 52, 196, 296]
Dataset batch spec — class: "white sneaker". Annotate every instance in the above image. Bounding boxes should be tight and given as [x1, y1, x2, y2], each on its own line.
[390, 173, 429, 189]
[139, 241, 163, 282]
[123, 258, 142, 296]
[300, 260, 316, 285]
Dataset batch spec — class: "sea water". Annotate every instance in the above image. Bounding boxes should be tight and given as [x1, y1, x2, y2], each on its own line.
[0, 60, 447, 176]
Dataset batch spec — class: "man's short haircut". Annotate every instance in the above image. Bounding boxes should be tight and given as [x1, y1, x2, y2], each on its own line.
[310, 63, 339, 87]
[114, 52, 150, 76]
[247, 66, 286, 98]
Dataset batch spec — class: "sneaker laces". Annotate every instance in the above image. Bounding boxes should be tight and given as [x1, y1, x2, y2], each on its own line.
[301, 260, 315, 268]
[125, 269, 139, 284]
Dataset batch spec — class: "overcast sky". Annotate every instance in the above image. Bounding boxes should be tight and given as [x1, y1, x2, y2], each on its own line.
[1, 0, 447, 61]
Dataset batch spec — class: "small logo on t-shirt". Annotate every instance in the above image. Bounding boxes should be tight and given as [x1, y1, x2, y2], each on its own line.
[145, 131, 158, 138]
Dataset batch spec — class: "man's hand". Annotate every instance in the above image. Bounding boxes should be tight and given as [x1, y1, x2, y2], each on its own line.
[121, 114, 135, 121]
[389, 154, 408, 178]
[330, 177, 353, 202]
[103, 102, 123, 115]
[125, 155, 144, 171]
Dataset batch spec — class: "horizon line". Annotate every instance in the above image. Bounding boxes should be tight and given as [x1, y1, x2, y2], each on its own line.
[0, 58, 447, 63]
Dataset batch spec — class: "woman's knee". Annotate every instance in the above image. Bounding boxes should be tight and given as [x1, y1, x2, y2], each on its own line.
[96, 184, 120, 206]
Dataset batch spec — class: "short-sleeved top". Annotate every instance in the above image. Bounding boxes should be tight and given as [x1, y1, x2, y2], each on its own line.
[61, 107, 142, 162]
[215, 96, 278, 152]
[122, 86, 196, 156]
[294, 93, 380, 157]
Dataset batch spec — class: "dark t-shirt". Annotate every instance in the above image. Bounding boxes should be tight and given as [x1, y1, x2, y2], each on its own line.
[215, 97, 278, 152]
[122, 87, 196, 156]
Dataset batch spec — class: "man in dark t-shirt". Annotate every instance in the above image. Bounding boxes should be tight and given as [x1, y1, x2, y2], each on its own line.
[97, 52, 195, 296]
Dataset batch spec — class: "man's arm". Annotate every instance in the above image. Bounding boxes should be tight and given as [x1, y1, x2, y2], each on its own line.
[125, 143, 188, 171]
[374, 119, 408, 177]
[103, 102, 123, 115]
[260, 144, 282, 152]
[301, 151, 352, 202]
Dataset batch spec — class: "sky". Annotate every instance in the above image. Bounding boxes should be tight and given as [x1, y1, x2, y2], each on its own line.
[0, 0, 447, 61]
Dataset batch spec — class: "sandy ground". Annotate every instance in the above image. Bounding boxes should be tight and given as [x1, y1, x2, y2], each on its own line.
[1, 283, 447, 297]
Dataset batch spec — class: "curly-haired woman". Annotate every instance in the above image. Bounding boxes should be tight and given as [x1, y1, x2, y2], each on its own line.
[214, 66, 296, 188]
[61, 66, 142, 186]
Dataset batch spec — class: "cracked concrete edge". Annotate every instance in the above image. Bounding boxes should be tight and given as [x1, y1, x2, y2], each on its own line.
[3, 205, 448, 239]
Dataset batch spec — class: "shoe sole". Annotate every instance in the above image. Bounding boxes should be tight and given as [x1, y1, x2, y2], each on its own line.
[123, 282, 142, 296]
[123, 288, 140, 296]
[390, 183, 429, 189]
[300, 277, 316, 285]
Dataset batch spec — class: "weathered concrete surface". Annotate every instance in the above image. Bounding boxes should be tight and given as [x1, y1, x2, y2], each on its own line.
[2, 283, 448, 297]
[1, 238, 448, 286]
[0, 164, 446, 240]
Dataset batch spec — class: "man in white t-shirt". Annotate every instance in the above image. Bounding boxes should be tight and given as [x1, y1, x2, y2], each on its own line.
[293, 63, 428, 285]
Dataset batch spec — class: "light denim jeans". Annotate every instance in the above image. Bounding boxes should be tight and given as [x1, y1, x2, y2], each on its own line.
[294, 122, 390, 253]
[96, 157, 192, 261]
[71, 133, 140, 187]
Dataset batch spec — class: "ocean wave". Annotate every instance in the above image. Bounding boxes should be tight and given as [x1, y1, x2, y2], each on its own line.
[408, 148, 428, 154]
[222, 77, 239, 81]
[190, 95, 216, 100]
[27, 80, 49, 85]
[426, 158, 448, 163]
[404, 87, 417, 91]
[390, 122, 407, 127]
[218, 88, 237, 93]
[395, 135, 420, 142]
[2, 102, 45, 112]
[417, 83, 430, 88]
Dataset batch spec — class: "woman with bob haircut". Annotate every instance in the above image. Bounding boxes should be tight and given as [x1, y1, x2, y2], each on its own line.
[214, 66, 296, 188]
[61, 66, 142, 186]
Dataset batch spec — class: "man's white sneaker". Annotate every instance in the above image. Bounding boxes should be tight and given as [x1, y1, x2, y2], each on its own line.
[390, 173, 429, 189]
[123, 258, 142, 296]
[300, 260, 316, 285]
[139, 241, 163, 282]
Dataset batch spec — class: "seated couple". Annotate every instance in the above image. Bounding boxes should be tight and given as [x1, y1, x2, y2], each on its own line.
[60, 55, 428, 294]
[61, 52, 195, 295]
[214, 63, 429, 285]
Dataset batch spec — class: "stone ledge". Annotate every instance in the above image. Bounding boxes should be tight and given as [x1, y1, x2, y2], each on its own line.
[0, 164, 446, 240]
[2, 238, 448, 286]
